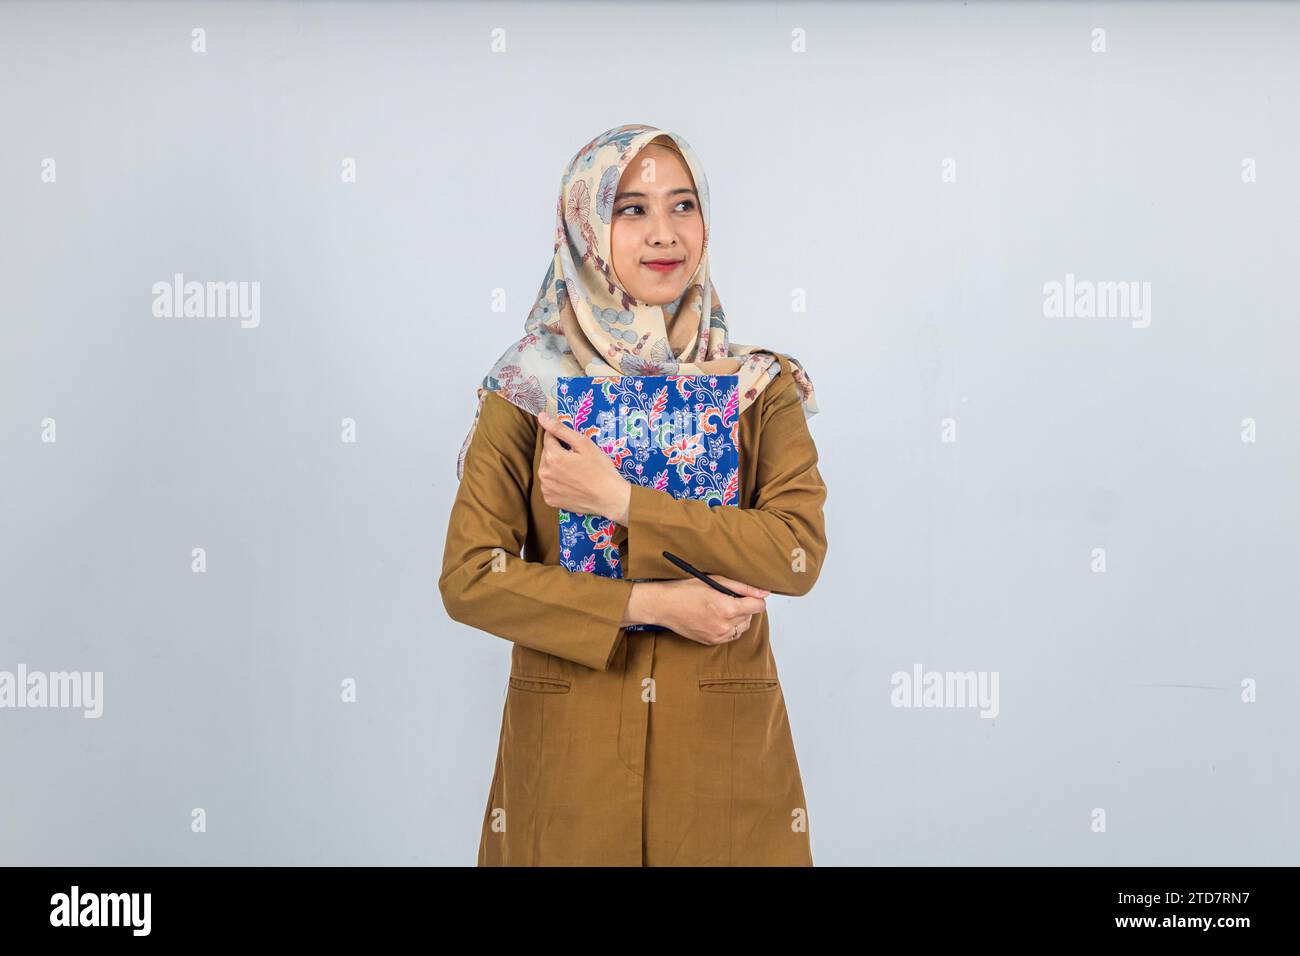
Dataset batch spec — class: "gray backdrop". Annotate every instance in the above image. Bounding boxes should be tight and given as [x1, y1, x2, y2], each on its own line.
[1, 0, 1296, 866]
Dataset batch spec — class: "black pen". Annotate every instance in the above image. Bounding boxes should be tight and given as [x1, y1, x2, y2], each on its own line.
[661, 550, 743, 598]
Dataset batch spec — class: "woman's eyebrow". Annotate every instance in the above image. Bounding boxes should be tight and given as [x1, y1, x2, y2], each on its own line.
[613, 187, 698, 201]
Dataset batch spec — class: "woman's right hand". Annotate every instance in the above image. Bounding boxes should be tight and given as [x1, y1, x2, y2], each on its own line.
[642, 575, 771, 646]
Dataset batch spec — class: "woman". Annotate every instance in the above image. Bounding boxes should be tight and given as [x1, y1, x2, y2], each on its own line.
[440, 123, 827, 866]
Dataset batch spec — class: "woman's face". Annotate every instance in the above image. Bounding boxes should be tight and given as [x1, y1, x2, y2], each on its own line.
[610, 143, 704, 307]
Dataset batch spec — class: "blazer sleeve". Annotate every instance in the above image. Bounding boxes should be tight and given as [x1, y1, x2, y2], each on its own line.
[620, 363, 828, 597]
[439, 389, 636, 671]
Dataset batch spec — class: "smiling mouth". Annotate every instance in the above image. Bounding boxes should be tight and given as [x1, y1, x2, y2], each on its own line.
[643, 259, 683, 273]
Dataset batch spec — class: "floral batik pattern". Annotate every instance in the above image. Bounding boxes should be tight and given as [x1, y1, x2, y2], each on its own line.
[556, 374, 740, 633]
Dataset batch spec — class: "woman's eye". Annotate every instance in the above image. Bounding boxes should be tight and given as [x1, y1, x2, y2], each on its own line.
[616, 201, 694, 217]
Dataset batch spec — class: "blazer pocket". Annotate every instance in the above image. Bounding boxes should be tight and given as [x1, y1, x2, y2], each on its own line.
[508, 673, 572, 694]
[698, 676, 779, 694]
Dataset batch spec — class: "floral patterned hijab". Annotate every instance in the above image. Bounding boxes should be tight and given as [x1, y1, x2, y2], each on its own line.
[455, 122, 820, 480]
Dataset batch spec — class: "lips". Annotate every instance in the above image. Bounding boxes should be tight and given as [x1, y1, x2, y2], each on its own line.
[643, 259, 683, 273]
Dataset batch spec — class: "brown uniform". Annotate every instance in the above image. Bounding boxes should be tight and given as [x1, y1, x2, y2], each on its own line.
[439, 352, 828, 865]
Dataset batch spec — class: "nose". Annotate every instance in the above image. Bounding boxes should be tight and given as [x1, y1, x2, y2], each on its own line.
[645, 208, 677, 249]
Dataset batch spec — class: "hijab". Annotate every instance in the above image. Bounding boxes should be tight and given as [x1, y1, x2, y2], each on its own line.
[455, 122, 820, 480]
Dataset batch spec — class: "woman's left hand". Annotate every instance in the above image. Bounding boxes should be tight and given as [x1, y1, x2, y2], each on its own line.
[536, 410, 631, 524]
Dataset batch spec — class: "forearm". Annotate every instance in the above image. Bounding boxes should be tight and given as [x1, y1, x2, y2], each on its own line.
[619, 482, 826, 596]
[621, 581, 660, 627]
[440, 551, 636, 671]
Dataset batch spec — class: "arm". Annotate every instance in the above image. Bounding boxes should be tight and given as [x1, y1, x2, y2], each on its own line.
[618, 365, 828, 597]
[439, 390, 645, 671]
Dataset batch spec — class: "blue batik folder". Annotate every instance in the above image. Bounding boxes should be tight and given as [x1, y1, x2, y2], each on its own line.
[556, 374, 741, 633]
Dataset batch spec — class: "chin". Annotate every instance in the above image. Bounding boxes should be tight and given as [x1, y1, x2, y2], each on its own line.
[639, 284, 690, 308]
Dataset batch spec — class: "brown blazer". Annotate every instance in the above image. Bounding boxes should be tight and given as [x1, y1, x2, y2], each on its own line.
[439, 352, 828, 865]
